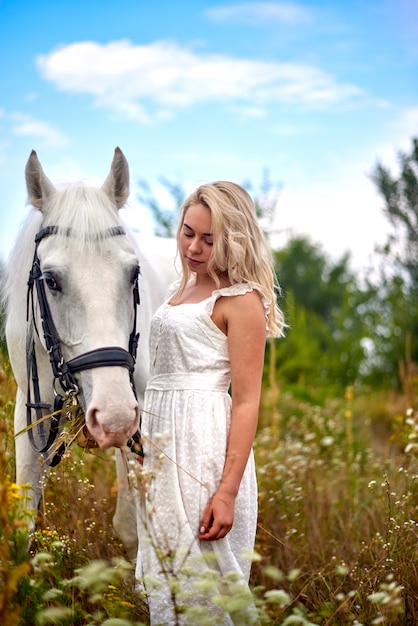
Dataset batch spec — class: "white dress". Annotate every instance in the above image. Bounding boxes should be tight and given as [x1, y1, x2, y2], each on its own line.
[136, 283, 267, 625]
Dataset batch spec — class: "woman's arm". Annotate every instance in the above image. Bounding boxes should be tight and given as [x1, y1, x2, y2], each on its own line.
[199, 290, 266, 541]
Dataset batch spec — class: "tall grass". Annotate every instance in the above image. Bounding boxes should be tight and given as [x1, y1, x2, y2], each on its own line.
[1, 356, 417, 624]
[256, 386, 418, 623]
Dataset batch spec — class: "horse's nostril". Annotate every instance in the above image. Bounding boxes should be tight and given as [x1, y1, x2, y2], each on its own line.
[85, 395, 139, 450]
[77, 424, 99, 449]
[85, 407, 100, 438]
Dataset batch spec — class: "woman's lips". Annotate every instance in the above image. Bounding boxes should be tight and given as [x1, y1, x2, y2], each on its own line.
[186, 257, 203, 267]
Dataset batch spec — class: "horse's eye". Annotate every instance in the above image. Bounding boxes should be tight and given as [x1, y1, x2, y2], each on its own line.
[131, 265, 140, 284]
[43, 274, 62, 292]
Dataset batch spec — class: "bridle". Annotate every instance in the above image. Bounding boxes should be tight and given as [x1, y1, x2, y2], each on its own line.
[26, 224, 141, 466]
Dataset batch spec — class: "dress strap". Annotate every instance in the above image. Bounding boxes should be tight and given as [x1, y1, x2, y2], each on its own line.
[207, 282, 271, 329]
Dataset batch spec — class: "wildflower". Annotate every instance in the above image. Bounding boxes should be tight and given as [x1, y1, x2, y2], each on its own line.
[242, 549, 262, 563]
[264, 589, 291, 606]
[287, 568, 301, 582]
[120, 600, 136, 608]
[7, 482, 23, 502]
[336, 564, 349, 576]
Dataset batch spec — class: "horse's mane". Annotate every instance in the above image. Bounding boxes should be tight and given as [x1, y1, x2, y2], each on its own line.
[2, 182, 126, 315]
[46, 184, 121, 238]
[2, 208, 42, 312]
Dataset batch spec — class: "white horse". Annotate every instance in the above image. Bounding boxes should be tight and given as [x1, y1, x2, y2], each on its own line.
[4, 148, 177, 559]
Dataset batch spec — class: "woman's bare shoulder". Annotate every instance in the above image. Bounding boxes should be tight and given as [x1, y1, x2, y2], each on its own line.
[212, 288, 265, 334]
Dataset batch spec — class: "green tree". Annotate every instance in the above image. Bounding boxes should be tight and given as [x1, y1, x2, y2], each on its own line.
[371, 136, 418, 285]
[274, 237, 352, 326]
[369, 136, 418, 388]
[273, 237, 367, 389]
[271, 290, 332, 387]
[357, 271, 418, 390]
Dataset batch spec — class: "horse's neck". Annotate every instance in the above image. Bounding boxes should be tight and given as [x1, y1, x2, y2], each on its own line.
[135, 233, 178, 305]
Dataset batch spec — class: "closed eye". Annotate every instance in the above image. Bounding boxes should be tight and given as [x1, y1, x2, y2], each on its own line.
[182, 228, 213, 246]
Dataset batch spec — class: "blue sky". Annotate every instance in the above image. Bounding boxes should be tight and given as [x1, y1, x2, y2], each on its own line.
[1, 0, 417, 269]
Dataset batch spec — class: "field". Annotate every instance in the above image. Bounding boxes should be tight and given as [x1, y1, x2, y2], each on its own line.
[1, 357, 417, 625]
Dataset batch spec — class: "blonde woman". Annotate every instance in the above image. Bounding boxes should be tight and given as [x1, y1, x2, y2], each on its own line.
[136, 182, 285, 624]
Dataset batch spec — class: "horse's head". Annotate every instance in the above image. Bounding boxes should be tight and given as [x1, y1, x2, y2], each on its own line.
[25, 148, 140, 449]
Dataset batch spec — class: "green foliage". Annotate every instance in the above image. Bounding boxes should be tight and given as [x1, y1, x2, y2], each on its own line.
[275, 237, 352, 325]
[357, 272, 418, 388]
[23, 554, 144, 626]
[273, 237, 368, 389]
[368, 136, 418, 385]
[371, 136, 418, 285]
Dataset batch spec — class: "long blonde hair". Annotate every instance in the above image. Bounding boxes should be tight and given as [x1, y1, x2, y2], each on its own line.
[175, 181, 285, 337]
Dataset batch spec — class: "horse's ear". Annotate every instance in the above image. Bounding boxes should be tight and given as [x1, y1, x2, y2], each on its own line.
[25, 150, 56, 212]
[102, 147, 130, 209]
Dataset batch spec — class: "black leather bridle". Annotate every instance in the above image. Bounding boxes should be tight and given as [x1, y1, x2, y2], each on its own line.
[26, 225, 140, 466]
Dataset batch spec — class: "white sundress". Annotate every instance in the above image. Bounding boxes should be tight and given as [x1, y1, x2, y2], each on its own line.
[135, 283, 268, 625]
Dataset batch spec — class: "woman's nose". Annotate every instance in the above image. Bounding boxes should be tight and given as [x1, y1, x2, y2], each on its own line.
[188, 237, 201, 253]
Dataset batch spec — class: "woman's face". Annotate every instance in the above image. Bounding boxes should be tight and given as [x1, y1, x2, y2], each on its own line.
[179, 202, 214, 274]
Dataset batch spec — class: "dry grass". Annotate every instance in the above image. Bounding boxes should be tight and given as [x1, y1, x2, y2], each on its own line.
[1, 359, 417, 624]
[254, 388, 418, 624]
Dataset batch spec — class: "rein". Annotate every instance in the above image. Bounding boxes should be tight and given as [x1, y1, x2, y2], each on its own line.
[26, 225, 140, 466]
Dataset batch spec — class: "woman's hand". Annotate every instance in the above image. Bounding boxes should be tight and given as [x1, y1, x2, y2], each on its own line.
[198, 491, 235, 541]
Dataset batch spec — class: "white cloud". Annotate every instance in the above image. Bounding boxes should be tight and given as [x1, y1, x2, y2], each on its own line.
[36, 39, 363, 122]
[10, 113, 70, 148]
[205, 2, 311, 24]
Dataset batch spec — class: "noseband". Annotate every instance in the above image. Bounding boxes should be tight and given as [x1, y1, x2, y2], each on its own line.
[26, 225, 140, 465]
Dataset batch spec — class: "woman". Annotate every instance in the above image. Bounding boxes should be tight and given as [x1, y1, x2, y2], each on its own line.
[135, 181, 285, 624]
